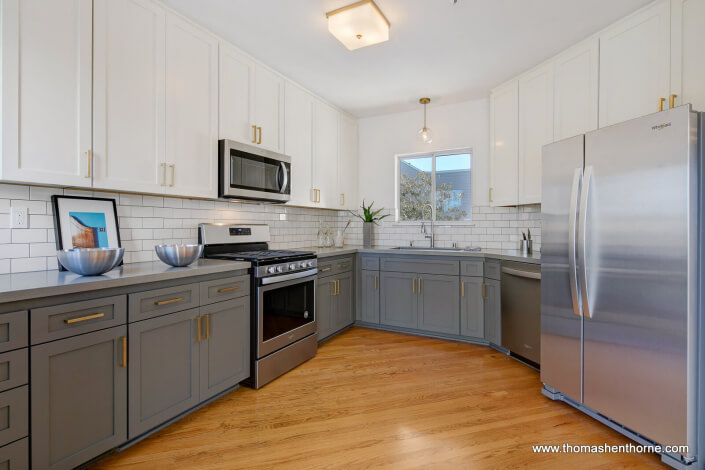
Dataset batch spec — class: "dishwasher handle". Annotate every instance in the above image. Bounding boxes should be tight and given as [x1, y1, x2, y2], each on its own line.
[502, 266, 541, 280]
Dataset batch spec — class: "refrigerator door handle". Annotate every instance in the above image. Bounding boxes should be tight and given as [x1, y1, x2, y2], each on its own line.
[578, 165, 593, 318]
[568, 168, 583, 317]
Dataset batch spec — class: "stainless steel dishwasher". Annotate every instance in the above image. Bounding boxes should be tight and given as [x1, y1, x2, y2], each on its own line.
[500, 260, 541, 365]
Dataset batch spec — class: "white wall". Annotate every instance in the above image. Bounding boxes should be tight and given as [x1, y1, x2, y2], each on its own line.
[357, 98, 490, 211]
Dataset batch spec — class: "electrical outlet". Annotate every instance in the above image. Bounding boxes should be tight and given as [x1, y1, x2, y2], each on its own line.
[279, 213, 287, 221]
[11, 206, 28, 229]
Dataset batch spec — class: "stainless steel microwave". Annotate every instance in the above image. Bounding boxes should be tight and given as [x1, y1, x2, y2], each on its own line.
[219, 139, 291, 202]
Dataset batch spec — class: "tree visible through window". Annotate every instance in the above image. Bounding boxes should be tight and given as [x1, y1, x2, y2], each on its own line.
[399, 152, 471, 221]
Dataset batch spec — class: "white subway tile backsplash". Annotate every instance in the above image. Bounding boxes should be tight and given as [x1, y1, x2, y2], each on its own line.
[0, 184, 29, 200]
[11, 257, 46, 273]
[11, 229, 47, 243]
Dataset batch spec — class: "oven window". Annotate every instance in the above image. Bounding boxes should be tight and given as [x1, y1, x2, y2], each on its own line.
[230, 150, 290, 194]
[262, 279, 314, 342]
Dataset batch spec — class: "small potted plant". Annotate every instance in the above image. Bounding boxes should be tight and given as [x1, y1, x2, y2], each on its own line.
[350, 200, 389, 248]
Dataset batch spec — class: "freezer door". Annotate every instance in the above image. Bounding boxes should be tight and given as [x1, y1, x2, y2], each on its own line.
[582, 106, 698, 456]
[540, 135, 584, 402]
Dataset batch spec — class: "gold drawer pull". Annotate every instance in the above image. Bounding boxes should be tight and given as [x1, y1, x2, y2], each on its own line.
[217, 286, 239, 293]
[461, 282, 465, 297]
[196, 316, 202, 342]
[659, 97, 666, 112]
[337, 264, 349, 269]
[204, 314, 211, 340]
[320, 267, 331, 272]
[120, 337, 127, 367]
[65, 313, 104, 325]
[482, 283, 488, 300]
[374, 275, 378, 290]
[154, 297, 184, 306]
[670, 94, 677, 109]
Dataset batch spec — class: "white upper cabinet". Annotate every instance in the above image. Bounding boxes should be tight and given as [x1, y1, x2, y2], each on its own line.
[553, 37, 599, 140]
[489, 81, 519, 207]
[219, 42, 256, 144]
[254, 67, 285, 153]
[284, 82, 315, 207]
[671, 0, 705, 111]
[518, 63, 554, 205]
[164, 13, 218, 198]
[312, 100, 339, 208]
[1, 0, 93, 187]
[598, 0, 671, 127]
[338, 114, 358, 210]
[93, 0, 166, 193]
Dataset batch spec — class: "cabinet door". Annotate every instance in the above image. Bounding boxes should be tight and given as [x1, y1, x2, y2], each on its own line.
[518, 63, 554, 205]
[338, 114, 358, 210]
[313, 100, 340, 208]
[284, 82, 315, 206]
[483, 278, 501, 345]
[199, 298, 250, 401]
[553, 37, 599, 141]
[165, 13, 218, 198]
[380, 272, 418, 329]
[316, 277, 335, 340]
[418, 274, 460, 335]
[460, 277, 484, 338]
[335, 272, 354, 332]
[254, 66, 284, 153]
[489, 80, 519, 206]
[360, 270, 380, 324]
[1, 0, 92, 186]
[598, 0, 671, 127]
[92, 0, 166, 193]
[671, 0, 705, 111]
[219, 42, 255, 143]
[128, 308, 199, 439]
[31, 326, 127, 470]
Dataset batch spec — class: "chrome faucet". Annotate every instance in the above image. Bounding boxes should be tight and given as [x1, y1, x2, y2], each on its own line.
[421, 204, 434, 248]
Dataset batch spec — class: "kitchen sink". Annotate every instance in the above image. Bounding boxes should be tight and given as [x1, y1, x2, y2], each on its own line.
[389, 246, 481, 253]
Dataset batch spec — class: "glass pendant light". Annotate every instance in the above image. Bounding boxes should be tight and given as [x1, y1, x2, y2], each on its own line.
[418, 97, 433, 144]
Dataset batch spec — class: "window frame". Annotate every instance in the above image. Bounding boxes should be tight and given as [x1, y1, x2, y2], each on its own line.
[395, 147, 473, 224]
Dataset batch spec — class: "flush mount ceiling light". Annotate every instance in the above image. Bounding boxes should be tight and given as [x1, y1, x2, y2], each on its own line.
[326, 0, 390, 51]
[418, 97, 433, 144]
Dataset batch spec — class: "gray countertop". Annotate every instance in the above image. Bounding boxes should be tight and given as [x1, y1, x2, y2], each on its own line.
[305, 246, 541, 264]
[0, 259, 251, 304]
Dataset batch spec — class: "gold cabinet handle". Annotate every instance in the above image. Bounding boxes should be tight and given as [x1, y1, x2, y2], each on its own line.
[482, 283, 488, 300]
[154, 297, 183, 306]
[257, 126, 262, 145]
[337, 263, 349, 269]
[217, 286, 239, 293]
[489, 187, 493, 203]
[120, 336, 127, 367]
[418, 278, 422, 294]
[337, 279, 341, 295]
[65, 313, 104, 325]
[340, 193, 345, 206]
[196, 316, 202, 342]
[374, 275, 378, 290]
[204, 314, 210, 340]
[330, 280, 336, 296]
[659, 97, 666, 112]
[320, 266, 331, 272]
[252, 125, 257, 143]
[161, 162, 167, 186]
[169, 164, 175, 187]
[670, 94, 678, 109]
[85, 150, 92, 178]
[461, 282, 465, 297]
[412, 278, 416, 293]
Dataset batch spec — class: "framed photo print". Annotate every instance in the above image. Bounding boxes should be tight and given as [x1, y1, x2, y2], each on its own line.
[51, 195, 122, 269]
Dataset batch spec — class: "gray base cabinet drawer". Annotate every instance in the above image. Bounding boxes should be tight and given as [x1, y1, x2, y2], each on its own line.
[200, 275, 249, 306]
[0, 312, 28, 354]
[31, 326, 127, 470]
[0, 386, 27, 449]
[484, 259, 501, 280]
[380, 257, 459, 276]
[129, 308, 200, 439]
[0, 437, 27, 470]
[460, 260, 484, 277]
[360, 255, 379, 271]
[129, 284, 199, 322]
[0, 349, 27, 394]
[31, 296, 126, 345]
[318, 256, 353, 277]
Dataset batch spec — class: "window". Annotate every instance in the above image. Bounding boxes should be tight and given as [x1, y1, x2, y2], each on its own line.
[398, 150, 471, 222]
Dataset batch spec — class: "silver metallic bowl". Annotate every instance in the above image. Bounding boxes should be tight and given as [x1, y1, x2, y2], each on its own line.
[56, 247, 125, 276]
[155, 244, 203, 267]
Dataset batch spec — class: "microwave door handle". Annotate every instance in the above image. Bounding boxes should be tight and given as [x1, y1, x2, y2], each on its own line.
[278, 162, 288, 193]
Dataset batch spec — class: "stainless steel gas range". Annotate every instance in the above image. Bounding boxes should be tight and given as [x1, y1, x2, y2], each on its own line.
[199, 223, 317, 389]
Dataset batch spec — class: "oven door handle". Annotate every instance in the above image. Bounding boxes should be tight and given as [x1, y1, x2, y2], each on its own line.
[260, 268, 318, 285]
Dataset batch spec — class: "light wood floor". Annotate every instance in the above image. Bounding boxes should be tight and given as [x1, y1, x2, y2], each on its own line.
[93, 327, 667, 469]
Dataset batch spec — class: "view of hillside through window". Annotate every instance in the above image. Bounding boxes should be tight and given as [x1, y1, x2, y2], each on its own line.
[399, 152, 471, 221]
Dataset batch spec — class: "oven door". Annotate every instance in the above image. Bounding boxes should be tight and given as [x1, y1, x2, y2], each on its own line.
[257, 272, 316, 358]
[220, 139, 291, 202]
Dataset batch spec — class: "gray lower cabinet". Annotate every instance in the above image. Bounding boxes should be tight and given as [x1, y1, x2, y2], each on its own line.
[460, 277, 484, 338]
[199, 298, 250, 401]
[484, 278, 501, 345]
[317, 271, 353, 340]
[418, 274, 460, 335]
[0, 437, 28, 470]
[379, 271, 418, 329]
[128, 308, 199, 439]
[359, 270, 380, 324]
[335, 271, 353, 330]
[31, 326, 127, 470]
[316, 277, 335, 339]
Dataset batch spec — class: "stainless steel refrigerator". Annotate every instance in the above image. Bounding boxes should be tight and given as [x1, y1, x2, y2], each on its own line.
[541, 105, 703, 469]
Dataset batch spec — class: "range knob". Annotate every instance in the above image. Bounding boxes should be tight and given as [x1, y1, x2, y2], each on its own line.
[289, 263, 296, 270]
[307, 261, 314, 267]
[267, 266, 276, 274]
[299, 262, 307, 268]
[276, 266, 283, 273]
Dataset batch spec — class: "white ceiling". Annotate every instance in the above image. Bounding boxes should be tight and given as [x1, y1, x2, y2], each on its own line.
[163, 0, 653, 118]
